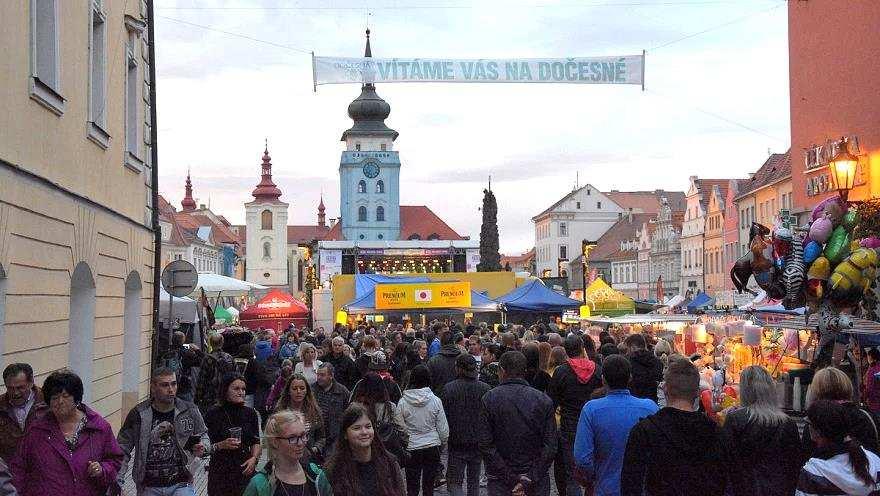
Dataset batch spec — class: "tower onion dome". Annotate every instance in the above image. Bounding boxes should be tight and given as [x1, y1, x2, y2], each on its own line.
[181, 170, 197, 211]
[340, 29, 399, 142]
[251, 143, 282, 201]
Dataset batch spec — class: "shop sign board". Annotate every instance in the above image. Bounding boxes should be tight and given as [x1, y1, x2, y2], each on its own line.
[375, 281, 471, 310]
[319, 250, 342, 285]
[466, 249, 480, 272]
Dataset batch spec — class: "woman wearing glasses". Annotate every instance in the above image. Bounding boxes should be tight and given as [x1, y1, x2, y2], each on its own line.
[11, 369, 123, 496]
[243, 410, 325, 496]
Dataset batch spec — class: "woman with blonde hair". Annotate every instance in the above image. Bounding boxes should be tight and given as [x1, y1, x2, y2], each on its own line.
[243, 410, 324, 496]
[275, 373, 327, 464]
[803, 366, 880, 455]
[722, 365, 801, 496]
[295, 343, 322, 385]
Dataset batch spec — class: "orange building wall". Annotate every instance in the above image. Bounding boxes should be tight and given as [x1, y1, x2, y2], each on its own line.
[789, 0, 880, 212]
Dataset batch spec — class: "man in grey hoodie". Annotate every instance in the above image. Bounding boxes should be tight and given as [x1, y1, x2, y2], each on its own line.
[117, 367, 210, 496]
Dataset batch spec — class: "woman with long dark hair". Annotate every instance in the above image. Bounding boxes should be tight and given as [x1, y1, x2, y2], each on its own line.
[522, 342, 551, 393]
[275, 373, 327, 464]
[316, 403, 404, 496]
[353, 373, 409, 465]
[722, 365, 802, 496]
[797, 399, 880, 494]
[204, 372, 262, 496]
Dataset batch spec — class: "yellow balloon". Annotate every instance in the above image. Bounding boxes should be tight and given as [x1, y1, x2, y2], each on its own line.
[807, 256, 831, 281]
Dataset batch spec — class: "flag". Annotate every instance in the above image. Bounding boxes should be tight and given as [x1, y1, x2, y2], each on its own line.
[415, 289, 433, 302]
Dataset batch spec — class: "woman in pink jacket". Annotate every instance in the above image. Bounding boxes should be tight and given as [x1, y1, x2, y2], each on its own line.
[11, 370, 123, 496]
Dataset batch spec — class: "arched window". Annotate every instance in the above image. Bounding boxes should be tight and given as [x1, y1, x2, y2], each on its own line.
[357, 180, 366, 194]
[261, 209, 272, 230]
[427, 233, 440, 240]
[408, 234, 421, 240]
[358, 206, 367, 222]
[376, 206, 385, 222]
[263, 241, 271, 259]
[122, 272, 142, 414]
[69, 262, 96, 402]
[376, 180, 385, 194]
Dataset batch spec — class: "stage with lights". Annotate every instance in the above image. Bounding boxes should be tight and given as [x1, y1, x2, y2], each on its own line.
[317, 240, 480, 282]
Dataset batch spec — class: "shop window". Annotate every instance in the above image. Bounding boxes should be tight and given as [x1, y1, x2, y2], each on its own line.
[358, 206, 367, 222]
[376, 206, 385, 222]
[261, 209, 272, 230]
[69, 262, 96, 402]
[376, 180, 385, 194]
[357, 180, 366, 193]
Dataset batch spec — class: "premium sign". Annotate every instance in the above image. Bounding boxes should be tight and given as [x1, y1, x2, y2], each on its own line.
[375, 281, 471, 310]
[313, 55, 645, 87]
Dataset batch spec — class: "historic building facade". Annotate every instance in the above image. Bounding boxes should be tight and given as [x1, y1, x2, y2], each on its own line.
[0, 0, 155, 427]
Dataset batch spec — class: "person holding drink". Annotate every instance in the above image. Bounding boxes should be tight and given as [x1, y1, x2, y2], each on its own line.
[204, 373, 262, 496]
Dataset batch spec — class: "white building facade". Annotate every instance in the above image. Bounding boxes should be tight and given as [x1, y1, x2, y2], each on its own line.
[680, 177, 706, 295]
[533, 185, 625, 277]
[245, 148, 290, 288]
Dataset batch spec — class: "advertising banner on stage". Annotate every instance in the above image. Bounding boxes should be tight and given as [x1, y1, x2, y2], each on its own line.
[375, 281, 471, 310]
[466, 249, 480, 273]
[313, 54, 645, 87]
[319, 250, 342, 285]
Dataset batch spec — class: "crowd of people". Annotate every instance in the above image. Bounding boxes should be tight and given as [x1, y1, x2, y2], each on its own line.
[1, 320, 880, 495]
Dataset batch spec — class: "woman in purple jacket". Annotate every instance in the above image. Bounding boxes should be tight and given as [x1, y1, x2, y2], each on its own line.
[11, 370, 123, 496]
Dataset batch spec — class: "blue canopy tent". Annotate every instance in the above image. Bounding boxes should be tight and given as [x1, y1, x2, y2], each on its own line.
[686, 292, 715, 313]
[497, 279, 582, 313]
[354, 274, 430, 299]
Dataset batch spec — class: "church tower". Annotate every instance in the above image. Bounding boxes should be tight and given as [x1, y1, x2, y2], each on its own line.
[339, 29, 401, 242]
[245, 143, 289, 286]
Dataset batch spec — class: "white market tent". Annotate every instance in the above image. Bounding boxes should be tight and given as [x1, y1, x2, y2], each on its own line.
[158, 287, 200, 324]
[189, 273, 267, 297]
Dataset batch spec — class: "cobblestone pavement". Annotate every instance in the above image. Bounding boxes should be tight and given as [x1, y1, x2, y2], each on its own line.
[122, 457, 561, 495]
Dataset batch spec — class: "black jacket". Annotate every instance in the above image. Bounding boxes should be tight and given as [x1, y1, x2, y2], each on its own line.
[427, 345, 462, 393]
[324, 352, 360, 391]
[620, 407, 729, 496]
[801, 401, 880, 456]
[722, 408, 802, 496]
[479, 378, 557, 486]
[628, 350, 663, 403]
[547, 358, 602, 438]
[440, 377, 491, 451]
[314, 380, 351, 456]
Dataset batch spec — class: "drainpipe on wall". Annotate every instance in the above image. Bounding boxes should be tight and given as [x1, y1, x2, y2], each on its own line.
[147, 0, 161, 361]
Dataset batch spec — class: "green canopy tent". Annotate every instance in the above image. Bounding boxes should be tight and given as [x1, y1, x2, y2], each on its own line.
[213, 305, 233, 323]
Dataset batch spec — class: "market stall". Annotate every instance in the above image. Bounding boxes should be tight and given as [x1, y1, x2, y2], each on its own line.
[497, 278, 582, 324]
[239, 289, 310, 332]
[190, 272, 267, 298]
[582, 279, 635, 317]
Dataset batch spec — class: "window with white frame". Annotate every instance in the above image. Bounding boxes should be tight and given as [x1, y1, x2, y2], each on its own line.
[87, 1, 109, 147]
[559, 245, 568, 260]
[125, 29, 142, 167]
[30, 0, 64, 113]
[559, 222, 567, 237]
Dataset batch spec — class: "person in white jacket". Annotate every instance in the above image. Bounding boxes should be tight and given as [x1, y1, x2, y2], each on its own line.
[796, 399, 880, 496]
[396, 364, 449, 496]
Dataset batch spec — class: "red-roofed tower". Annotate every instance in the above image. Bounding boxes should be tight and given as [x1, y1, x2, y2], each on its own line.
[181, 170, 197, 211]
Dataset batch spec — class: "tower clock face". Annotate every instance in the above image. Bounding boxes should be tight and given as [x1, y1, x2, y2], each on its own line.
[362, 161, 380, 179]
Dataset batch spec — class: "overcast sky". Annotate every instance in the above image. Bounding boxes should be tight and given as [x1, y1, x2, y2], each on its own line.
[154, 0, 790, 254]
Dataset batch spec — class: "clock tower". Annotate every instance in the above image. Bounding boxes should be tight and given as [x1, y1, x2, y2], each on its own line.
[339, 29, 401, 242]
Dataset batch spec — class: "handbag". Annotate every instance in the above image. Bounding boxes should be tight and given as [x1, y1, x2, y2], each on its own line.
[376, 403, 410, 466]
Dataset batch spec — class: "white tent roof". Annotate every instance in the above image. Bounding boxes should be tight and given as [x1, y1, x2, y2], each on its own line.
[158, 287, 200, 323]
[190, 273, 267, 297]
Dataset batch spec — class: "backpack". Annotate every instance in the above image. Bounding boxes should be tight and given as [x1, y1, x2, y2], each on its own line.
[376, 403, 410, 467]
[160, 349, 183, 376]
[202, 351, 234, 396]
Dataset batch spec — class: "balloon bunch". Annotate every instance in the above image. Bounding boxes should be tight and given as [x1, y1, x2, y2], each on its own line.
[730, 197, 880, 312]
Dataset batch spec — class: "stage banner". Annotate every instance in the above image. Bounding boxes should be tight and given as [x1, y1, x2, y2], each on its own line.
[375, 281, 471, 310]
[313, 54, 645, 86]
[319, 249, 342, 285]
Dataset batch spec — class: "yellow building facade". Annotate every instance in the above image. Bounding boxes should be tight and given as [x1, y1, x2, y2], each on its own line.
[0, 0, 155, 428]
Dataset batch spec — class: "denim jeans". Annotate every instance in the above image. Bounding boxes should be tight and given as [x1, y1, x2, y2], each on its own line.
[406, 445, 441, 496]
[486, 475, 550, 496]
[446, 448, 481, 496]
[554, 434, 583, 496]
[139, 483, 196, 496]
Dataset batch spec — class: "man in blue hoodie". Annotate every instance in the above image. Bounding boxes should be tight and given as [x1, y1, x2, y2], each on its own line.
[574, 354, 658, 496]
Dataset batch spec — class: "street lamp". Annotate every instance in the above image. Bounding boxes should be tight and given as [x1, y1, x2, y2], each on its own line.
[829, 137, 858, 201]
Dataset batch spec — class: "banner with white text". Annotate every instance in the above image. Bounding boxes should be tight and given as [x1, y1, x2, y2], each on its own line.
[312, 55, 645, 87]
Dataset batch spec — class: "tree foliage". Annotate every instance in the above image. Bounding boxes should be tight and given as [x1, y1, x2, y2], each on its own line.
[477, 189, 502, 272]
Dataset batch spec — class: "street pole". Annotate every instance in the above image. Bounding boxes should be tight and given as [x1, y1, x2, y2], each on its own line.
[147, 0, 162, 364]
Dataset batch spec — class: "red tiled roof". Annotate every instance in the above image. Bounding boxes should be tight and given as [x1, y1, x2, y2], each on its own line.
[604, 190, 686, 214]
[288, 225, 332, 244]
[323, 206, 465, 241]
[694, 179, 734, 209]
[190, 214, 242, 245]
[736, 150, 792, 198]
[590, 213, 655, 262]
[501, 248, 535, 266]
